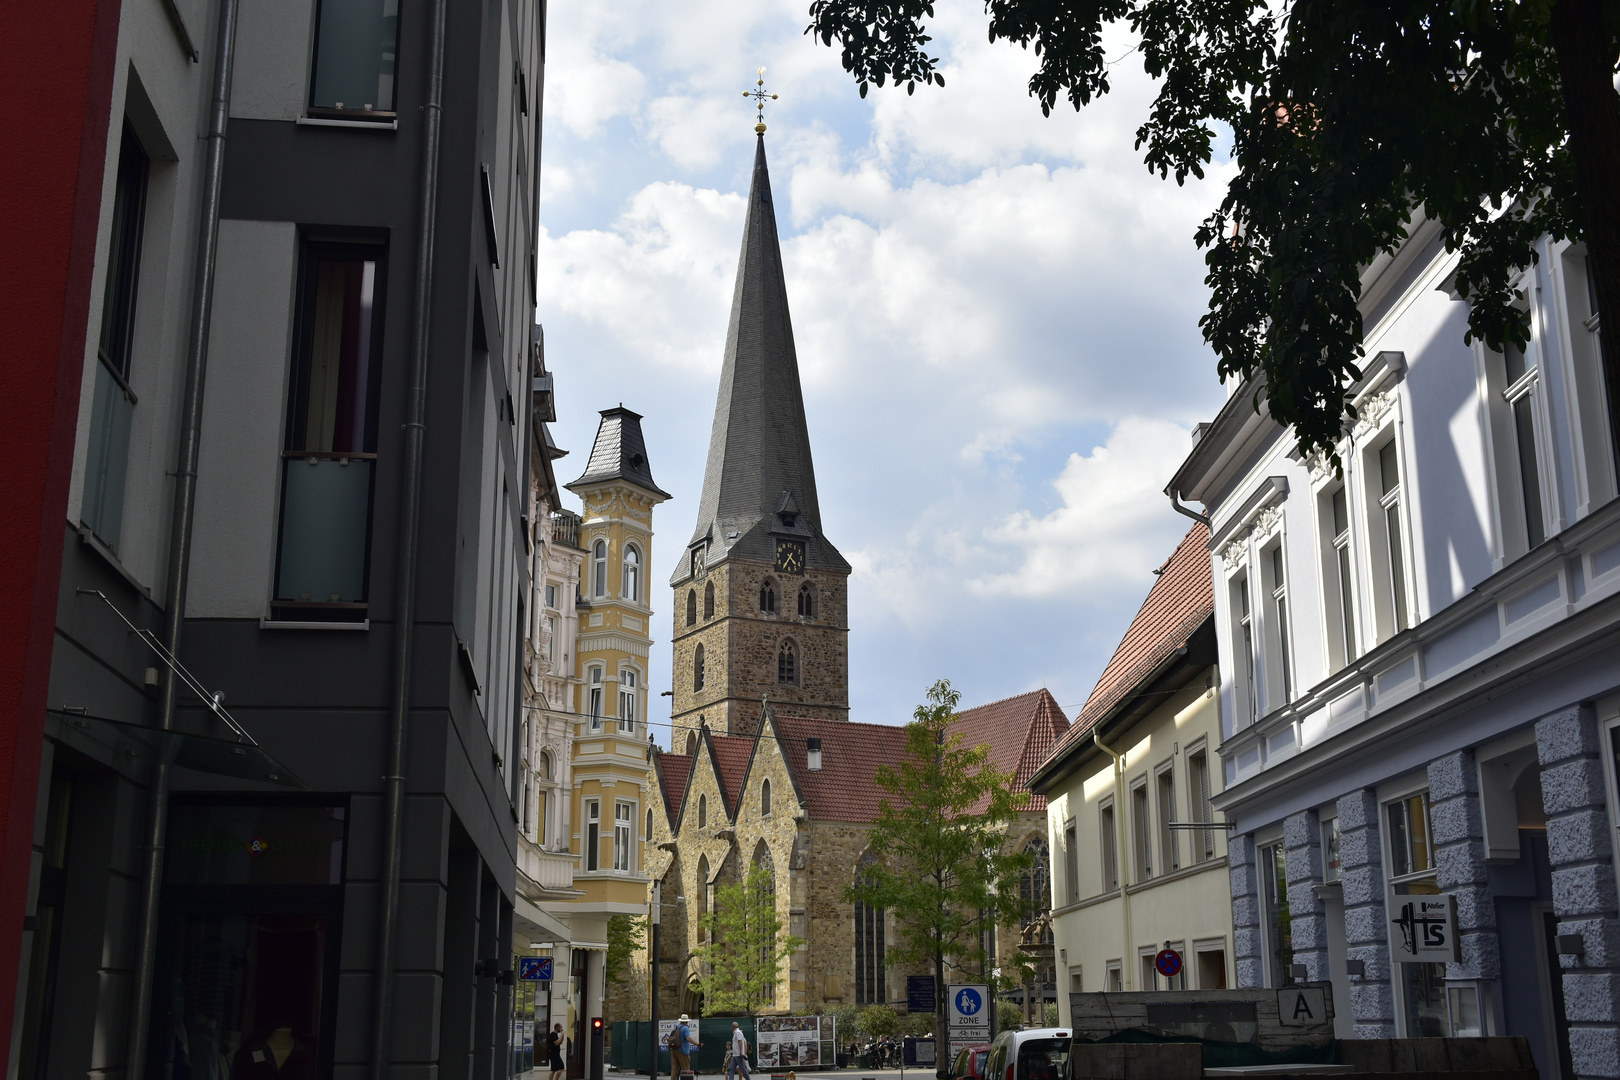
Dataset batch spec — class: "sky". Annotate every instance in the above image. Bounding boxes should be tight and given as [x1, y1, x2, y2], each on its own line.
[535, 0, 1236, 744]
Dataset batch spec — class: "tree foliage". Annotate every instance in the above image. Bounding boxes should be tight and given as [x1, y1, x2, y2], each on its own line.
[847, 679, 1033, 1073]
[606, 914, 646, 985]
[859, 1003, 901, 1037]
[693, 865, 805, 1016]
[809, 0, 1620, 462]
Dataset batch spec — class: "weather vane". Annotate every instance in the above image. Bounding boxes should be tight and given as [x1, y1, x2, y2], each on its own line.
[743, 67, 778, 134]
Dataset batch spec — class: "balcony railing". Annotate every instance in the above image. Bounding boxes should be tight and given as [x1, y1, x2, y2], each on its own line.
[551, 510, 581, 549]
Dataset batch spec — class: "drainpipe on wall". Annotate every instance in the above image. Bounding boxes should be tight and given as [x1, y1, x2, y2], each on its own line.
[1093, 731, 1133, 991]
[370, 0, 449, 1073]
[122, 0, 240, 1074]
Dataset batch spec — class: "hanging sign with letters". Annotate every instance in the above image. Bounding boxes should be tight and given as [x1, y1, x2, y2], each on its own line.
[1389, 894, 1460, 963]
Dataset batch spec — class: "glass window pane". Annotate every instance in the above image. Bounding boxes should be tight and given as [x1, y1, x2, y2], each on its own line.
[1337, 545, 1358, 661]
[1514, 395, 1545, 547]
[1388, 800, 1412, 877]
[83, 362, 135, 550]
[161, 913, 331, 1080]
[1332, 488, 1348, 538]
[309, 0, 399, 113]
[1387, 503, 1409, 632]
[291, 260, 377, 455]
[1380, 441, 1401, 496]
[276, 458, 373, 603]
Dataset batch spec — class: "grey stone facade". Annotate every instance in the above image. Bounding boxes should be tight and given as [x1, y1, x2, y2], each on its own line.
[1230, 834, 1263, 989]
[1427, 750, 1501, 985]
[1337, 789, 1395, 1038]
[1540, 705, 1620, 1080]
[1286, 809, 1328, 983]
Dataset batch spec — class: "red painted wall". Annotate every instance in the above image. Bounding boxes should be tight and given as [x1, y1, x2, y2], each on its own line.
[0, 0, 123, 1060]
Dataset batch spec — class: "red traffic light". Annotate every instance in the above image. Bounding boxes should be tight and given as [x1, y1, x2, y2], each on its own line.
[592, 1018, 603, 1030]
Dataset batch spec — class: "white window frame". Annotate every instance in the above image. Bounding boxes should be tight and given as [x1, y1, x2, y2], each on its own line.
[592, 538, 608, 598]
[1193, 938, 1229, 990]
[613, 800, 634, 871]
[1233, 572, 1259, 726]
[1098, 796, 1119, 893]
[1186, 741, 1217, 863]
[1549, 241, 1615, 518]
[1262, 539, 1294, 705]
[1320, 483, 1361, 671]
[585, 798, 601, 872]
[623, 543, 641, 604]
[618, 667, 638, 733]
[1378, 777, 1448, 1038]
[1062, 818, 1079, 905]
[1154, 760, 1179, 874]
[587, 666, 604, 729]
[1364, 432, 1416, 641]
[1258, 839, 1291, 988]
[1130, 777, 1152, 881]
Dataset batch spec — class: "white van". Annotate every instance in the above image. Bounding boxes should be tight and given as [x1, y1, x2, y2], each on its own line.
[983, 1028, 1071, 1080]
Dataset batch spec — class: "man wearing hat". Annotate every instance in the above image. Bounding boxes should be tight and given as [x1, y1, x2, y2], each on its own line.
[671, 1015, 699, 1077]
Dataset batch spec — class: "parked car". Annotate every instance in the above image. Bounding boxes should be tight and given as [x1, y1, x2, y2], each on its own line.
[984, 1028, 1070, 1080]
[949, 1043, 992, 1080]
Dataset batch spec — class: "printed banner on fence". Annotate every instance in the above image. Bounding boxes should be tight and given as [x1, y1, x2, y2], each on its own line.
[755, 1017, 825, 1068]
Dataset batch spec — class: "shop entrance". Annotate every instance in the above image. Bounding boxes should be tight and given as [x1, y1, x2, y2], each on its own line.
[150, 798, 347, 1080]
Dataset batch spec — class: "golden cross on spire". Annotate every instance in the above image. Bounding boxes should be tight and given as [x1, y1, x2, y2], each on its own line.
[743, 66, 778, 134]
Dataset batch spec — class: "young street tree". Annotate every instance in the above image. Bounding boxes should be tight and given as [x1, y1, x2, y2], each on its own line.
[693, 865, 805, 1016]
[808, 0, 1620, 463]
[847, 680, 1033, 1078]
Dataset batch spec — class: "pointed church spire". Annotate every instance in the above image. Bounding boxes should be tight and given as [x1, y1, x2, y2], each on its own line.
[674, 134, 848, 581]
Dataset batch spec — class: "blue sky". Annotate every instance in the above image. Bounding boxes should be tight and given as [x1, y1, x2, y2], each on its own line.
[536, 0, 1234, 741]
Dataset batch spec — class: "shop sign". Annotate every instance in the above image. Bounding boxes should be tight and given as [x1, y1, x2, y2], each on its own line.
[1389, 894, 1460, 963]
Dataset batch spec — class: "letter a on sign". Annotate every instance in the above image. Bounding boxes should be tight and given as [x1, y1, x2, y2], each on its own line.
[1276, 987, 1328, 1028]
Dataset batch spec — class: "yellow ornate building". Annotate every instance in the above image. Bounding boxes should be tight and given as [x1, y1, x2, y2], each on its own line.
[541, 407, 668, 1066]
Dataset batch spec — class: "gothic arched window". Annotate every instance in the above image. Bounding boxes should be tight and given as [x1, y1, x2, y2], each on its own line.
[698, 794, 707, 829]
[646, 807, 653, 840]
[685, 730, 698, 756]
[760, 580, 777, 614]
[704, 581, 715, 618]
[694, 645, 706, 692]
[623, 544, 641, 602]
[854, 855, 885, 1005]
[797, 582, 815, 618]
[1020, 835, 1053, 945]
[777, 641, 796, 685]
[697, 854, 710, 941]
[686, 590, 697, 627]
[753, 841, 778, 1005]
[761, 778, 772, 816]
[592, 539, 607, 597]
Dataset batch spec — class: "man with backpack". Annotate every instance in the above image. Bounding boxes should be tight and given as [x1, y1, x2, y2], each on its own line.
[670, 1015, 699, 1077]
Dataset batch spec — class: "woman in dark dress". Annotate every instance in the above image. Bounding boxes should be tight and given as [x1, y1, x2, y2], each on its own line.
[548, 1023, 566, 1080]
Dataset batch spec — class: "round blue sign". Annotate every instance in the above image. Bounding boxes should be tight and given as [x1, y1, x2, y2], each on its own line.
[954, 987, 983, 1016]
[1154, 949, 1183, 978]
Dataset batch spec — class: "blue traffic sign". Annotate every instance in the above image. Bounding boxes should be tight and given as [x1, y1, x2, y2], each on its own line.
[1154, 949, 1182, 978]
[954, 987, 983, 1017]
[520, 957, 553, 981]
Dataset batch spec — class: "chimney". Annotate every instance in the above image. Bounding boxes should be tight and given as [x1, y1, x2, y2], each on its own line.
[806, 737, 822, 771]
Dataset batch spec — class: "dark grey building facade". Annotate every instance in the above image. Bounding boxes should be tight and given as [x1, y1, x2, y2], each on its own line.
[15, 1, 547, 1079]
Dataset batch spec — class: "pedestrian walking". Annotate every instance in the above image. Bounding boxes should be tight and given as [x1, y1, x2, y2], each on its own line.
[547, 1024, 565, 1080]
[670, 1014, 700, 1077]
[726, 1022, 750, 1080]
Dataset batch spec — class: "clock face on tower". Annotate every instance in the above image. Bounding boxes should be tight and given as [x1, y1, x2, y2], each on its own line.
[775, 539, 805, 574]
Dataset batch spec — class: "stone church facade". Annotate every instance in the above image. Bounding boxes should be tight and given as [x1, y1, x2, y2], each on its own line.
[628, 129, 1067, 1022]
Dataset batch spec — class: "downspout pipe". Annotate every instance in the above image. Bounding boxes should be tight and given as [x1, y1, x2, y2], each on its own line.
[1092, 731, 1133, 991]
[1168, 488, 1211, 528]
[123, 0, 239, 1074]
[371, 0, 448, 1074]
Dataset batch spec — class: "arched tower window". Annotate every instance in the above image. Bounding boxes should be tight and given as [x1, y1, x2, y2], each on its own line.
[698, 794, 707, 829]
[753, 841, 778, 1006]
[686, 590, 696, 627]
[587, 666, 604, 727]
[1020, 835, 1053, 945]
[694, 645, 706, 692]
[759, 580, 777, 614]
[704, 581, 715, 618]
[697, 854, 710, 941]
[623, 544, 641, 602]
[797, 582, 815, 618]
[761, 778, 772, 816]
[685, 730, 698, 756]
[854, 855, 885, 1005]
[777, 641, 796, 685]
[592, 539, 607, 597]
[646, 807, 653, 839]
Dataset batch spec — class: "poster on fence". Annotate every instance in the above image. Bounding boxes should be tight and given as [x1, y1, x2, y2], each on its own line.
[755, 1017, 825, 1068]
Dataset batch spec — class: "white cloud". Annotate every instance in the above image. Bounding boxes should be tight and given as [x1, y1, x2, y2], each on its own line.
[972, 418, 1198, 599]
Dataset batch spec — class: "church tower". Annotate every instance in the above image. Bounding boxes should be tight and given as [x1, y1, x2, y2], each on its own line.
[669, 134, 850, 743]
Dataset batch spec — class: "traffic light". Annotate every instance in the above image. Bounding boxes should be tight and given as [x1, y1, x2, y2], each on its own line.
[590, 1016, 605, 1080]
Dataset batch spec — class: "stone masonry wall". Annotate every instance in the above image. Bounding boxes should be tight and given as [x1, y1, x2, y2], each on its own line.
[1285, 809, 1328, 982]
[1427, 750, 1501, 990]
[1338, 788, 1396, 1037]
[1537, 705, 1620, 1080]
[1231, 833, 1263, 988]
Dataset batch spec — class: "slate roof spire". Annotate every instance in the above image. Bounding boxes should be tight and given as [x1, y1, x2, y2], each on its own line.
[568, 405, 670, 498]
[675, 134, 848, 580]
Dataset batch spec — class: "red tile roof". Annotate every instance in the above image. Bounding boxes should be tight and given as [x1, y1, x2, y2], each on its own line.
[770, 715, 912, 822]
[1042, 524, 1212, 767]
[658, 753, 693, 823]
[951, 689, 1071, 812]
[710, 733, 755, 816]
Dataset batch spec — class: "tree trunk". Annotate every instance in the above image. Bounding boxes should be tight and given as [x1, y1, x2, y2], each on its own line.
[1550, 0, 1620, 469]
